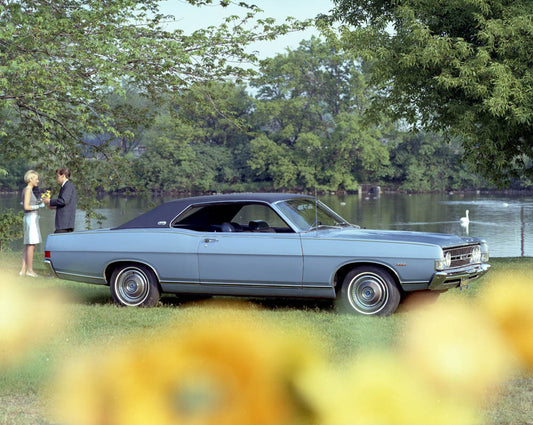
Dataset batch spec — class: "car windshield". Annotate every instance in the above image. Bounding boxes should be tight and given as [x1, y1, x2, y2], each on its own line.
[276, 198, 353, 231]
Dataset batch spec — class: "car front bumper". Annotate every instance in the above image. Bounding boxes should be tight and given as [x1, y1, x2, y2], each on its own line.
[429, 263, 490, 291]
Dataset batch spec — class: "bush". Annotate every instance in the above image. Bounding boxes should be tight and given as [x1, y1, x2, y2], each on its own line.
[0, 209, 23, 251]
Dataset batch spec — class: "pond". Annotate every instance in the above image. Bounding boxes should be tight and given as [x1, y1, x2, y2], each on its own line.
[1, 191, 532, 257]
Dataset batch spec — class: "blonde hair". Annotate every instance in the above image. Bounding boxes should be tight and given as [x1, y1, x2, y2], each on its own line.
[24, 170, 38, 183]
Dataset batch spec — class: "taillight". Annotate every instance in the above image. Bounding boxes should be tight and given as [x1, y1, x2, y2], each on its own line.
[45, 251, 51, 259]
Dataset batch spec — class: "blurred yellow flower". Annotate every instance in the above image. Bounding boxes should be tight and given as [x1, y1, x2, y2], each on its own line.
[0, 273, 65, 367]
[296, 350, 481, 425]
[42, 190, 51, 199]
[50, 306, 322, 425]
[49, 353, 115, 425]
[478, 271, 533, 368]
[402, 298, 514, 401]
[49, 296, 525, 425]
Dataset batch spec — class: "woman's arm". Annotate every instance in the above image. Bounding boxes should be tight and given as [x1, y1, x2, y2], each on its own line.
[22, 187, 32, 211]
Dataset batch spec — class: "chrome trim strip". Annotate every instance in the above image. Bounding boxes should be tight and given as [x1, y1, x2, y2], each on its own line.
[162, 280, 302, 288]
[54, 270, 107, 285]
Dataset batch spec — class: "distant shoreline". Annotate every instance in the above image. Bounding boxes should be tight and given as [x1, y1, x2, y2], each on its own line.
[2, 187, 533, 197]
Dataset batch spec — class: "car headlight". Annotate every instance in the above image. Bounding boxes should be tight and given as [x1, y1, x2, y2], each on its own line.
[444, 251, 451, 267]
[470, 245, 481, 263]
[435, 251, 451, 271]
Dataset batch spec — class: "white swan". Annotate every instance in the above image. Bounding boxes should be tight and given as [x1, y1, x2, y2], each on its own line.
[460, 210, 470, 226]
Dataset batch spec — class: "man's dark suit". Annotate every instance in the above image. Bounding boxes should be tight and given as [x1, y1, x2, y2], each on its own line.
[49, 180, 77, 232]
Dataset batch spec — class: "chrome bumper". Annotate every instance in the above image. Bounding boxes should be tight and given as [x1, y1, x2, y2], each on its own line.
[429, 263, 490, 291]
[43, 259, 59, 278]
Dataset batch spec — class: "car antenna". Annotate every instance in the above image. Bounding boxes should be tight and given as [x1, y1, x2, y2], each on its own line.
[314, 186, 318, 229]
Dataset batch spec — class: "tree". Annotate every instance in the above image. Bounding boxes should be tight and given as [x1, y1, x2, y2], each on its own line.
[0, 0, 308, 218]
[322, 0, 533, 185]
[248, 133, 298, 188]
[386, 131, 485, 192]
[175, 81, 255, 185]
[177, 81, 253, 147]
[134, 110, 211, 193]
[0, 149, 28, 191]
[249, 37, 390, 191]
[101, 86, 160, 157]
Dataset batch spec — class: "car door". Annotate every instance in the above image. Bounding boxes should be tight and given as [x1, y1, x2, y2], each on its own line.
[198, 231, 303, 286]
[197, 203, 303, 287]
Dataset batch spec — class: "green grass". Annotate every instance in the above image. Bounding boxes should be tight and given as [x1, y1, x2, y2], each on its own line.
[1, 252, 532, 424]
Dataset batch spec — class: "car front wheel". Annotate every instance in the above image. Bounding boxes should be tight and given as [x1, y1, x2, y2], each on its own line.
[339, 266, 400, 316]
[110, 264, 161, 307]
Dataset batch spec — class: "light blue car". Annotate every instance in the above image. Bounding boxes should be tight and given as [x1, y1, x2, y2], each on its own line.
[44, 193, 490, 316]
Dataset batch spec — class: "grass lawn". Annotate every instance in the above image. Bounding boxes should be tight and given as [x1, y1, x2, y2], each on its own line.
[1, 252, 532, 424]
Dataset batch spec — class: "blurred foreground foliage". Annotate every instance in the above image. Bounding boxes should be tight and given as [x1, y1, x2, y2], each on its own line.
[0, 254, 532, 425]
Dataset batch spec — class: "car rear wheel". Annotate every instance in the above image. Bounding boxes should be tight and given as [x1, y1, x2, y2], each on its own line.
[110, 264, 161, 307]
[338, 266, 400, 316]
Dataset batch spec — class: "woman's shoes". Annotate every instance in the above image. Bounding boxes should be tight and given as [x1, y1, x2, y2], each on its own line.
[18, 271, 39, 277]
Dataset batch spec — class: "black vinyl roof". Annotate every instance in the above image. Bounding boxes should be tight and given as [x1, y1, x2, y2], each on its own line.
[114, 193, 313, 229]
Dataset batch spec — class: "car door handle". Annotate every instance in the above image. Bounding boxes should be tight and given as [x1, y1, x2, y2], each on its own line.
[203, 238, 219, 243]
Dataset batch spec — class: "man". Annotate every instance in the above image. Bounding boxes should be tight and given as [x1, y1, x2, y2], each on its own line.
[43, 167, 77, 233]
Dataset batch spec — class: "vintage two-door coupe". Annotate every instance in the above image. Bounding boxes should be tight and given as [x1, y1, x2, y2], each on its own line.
[44, 193, 490, 316]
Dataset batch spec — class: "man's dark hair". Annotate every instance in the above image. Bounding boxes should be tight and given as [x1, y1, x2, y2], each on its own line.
[56, 167, 71, 179]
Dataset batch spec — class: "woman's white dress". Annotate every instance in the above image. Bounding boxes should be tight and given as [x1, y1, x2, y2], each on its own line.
[23, 189, 42, 245]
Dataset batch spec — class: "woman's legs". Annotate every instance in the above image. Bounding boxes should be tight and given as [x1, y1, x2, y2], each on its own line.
[20, 245, 28, 275]
[26, 244, 35, 274]
[21, 244, 36, 275]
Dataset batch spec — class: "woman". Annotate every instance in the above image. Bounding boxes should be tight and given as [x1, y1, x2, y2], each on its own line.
[20, 170, 44, 277]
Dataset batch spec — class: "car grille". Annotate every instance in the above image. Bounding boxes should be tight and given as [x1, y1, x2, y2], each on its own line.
[444, 245, 478, 268]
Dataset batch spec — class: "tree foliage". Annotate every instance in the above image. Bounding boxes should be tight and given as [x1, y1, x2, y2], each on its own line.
[133, 81, 255, 193]
[1, 32, 498, 200]
[0, 0, 307, 212]
[322, 0, 533, 185]
[131, 38, 396, 194]
[386, 131, 485, 191]
[249, 37, 390, 191]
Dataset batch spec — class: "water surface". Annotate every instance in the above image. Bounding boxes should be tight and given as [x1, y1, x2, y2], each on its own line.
[1, 192, 531, 257]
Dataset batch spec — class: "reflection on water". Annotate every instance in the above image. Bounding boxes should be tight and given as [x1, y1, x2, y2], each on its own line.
[1, 192, 531, 257]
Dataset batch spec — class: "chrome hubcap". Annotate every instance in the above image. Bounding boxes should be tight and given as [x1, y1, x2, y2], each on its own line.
[349, 272, 388, 314]
[116, 268, 149, 306]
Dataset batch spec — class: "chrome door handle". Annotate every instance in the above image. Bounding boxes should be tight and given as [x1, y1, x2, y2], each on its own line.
[203, 238, 219, 243]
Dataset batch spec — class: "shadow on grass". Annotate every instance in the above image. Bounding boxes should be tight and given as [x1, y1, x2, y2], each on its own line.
[160, 294, 336, 313]
[35, 275, 443, 315]
[38, 279, 336, 311]
[251, 297, 336, 313]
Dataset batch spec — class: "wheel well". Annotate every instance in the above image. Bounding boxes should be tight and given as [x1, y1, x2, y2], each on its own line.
[105, 261, 159, 286]
[334, 262, 402, 294]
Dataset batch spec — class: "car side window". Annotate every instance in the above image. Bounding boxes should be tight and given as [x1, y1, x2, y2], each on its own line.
[171, 203, 293, 233]
[233, 204, 292, 232]
[172, 205, 222, 232]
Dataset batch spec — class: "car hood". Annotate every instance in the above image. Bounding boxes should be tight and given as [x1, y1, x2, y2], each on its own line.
[314, 227, 481, 248]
